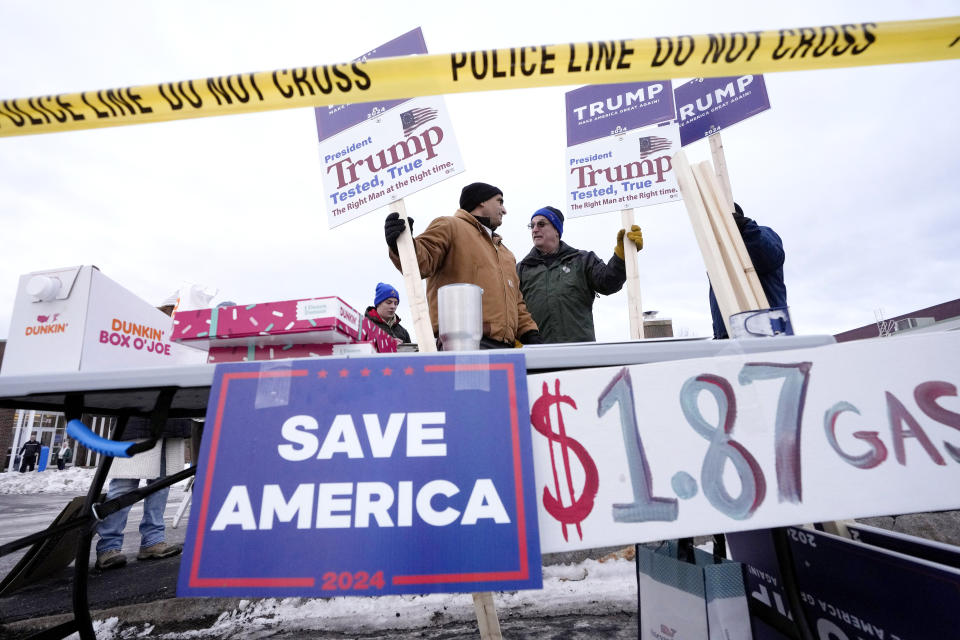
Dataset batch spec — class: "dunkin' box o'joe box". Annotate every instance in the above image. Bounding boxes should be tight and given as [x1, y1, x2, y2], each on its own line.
[1, 265, 207, 376]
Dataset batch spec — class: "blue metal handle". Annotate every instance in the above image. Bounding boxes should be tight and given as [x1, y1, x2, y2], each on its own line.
[66, 419, 135, 458]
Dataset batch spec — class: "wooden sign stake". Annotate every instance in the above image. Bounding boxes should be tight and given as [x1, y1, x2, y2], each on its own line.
[708, 132, 735, 210]
[392, 199, 436, 354]
[472, 592, 502, 639]
[620, 208, 645, 340]
[673, 151, 740, 337]
[691, 162, 757, 312]
[707, 134, 768, 308]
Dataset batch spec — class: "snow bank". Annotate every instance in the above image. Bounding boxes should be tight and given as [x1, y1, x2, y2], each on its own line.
[0, 465, 192, 495]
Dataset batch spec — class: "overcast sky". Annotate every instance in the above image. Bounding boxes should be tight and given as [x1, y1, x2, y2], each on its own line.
[1, 1, 957, 344]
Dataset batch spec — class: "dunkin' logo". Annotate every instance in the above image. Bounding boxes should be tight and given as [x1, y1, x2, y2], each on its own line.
[650, 624, 677, 640]
[339, 304, 360, 325]
[25, 313, 68, 336]
[109, 318, 164, 341]
[25, 322, 68, 336]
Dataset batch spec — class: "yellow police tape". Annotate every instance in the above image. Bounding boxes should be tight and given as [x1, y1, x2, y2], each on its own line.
[1, 17, 957, 138]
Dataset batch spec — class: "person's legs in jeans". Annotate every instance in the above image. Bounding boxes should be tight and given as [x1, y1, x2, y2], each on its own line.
[137, 441, 179, 555]
[96, 477, 140, 553]
[138, 480, 170, 549]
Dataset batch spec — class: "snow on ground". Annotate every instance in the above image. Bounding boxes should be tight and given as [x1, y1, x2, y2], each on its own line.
[3, 467, 638, 639]
[0, 466, 192, 495]
[80, 558, 636, 640]
[0, 466, 94, 494]
[85, 558, 636, 640]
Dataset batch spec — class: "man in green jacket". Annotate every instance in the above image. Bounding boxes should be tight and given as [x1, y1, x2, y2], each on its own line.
[517, 206, 643, 343]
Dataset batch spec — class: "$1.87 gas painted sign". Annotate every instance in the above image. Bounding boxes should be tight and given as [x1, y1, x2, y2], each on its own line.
[526, 332, 960, 554]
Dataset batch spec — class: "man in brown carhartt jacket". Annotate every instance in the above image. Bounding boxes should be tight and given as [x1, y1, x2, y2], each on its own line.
[385, 182, 542, 348]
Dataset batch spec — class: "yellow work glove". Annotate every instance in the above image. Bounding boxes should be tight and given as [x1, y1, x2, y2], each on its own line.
[614, 225, 644, 259]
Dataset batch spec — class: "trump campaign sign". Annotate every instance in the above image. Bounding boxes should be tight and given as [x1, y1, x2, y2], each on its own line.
[177, 353, 541, 598]
[565, 80, 676, 147]
[316, 28, 465, 228]
[675, 74, 770, 146]
[728, 526, 960, 640]
[314, 28, 429, 143]
[564, 81, 681, 218]
[565, 121, 682, 218]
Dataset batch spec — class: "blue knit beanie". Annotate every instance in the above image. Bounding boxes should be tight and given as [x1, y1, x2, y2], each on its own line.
[532, 206, 564, 237]
[374, 282, 400, 306]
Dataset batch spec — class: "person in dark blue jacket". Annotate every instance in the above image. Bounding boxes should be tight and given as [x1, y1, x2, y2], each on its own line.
[18, 434, 42, 472]
[709, 203, 787, 339]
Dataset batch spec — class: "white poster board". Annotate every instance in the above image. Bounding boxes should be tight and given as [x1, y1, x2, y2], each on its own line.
[321, 94, 465, 228]
[565, 122, 682, 218]
[526, 331, 960, 553]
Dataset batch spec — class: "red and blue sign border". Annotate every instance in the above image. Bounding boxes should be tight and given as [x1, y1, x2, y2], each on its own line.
[183, 356, 539, 593]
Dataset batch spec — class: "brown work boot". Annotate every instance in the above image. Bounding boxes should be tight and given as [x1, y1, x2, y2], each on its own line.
[95, 549, 127, 570]
[137, 541, 183, 561]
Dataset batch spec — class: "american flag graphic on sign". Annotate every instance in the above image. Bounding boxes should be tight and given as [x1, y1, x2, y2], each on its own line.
[401, 107, 438, 136]
[638, 135, 672, 159]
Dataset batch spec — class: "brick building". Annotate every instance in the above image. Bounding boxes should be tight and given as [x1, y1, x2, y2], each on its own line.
[1, 339, 122, 471]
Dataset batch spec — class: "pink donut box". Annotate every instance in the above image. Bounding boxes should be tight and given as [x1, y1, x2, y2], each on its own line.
[170, 297, 398, 361]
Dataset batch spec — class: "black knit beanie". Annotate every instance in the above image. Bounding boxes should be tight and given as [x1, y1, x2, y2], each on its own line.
[459, 182, 502, 212]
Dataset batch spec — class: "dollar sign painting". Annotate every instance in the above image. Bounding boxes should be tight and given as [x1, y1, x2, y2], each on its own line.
[530, 379, 598, 541]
